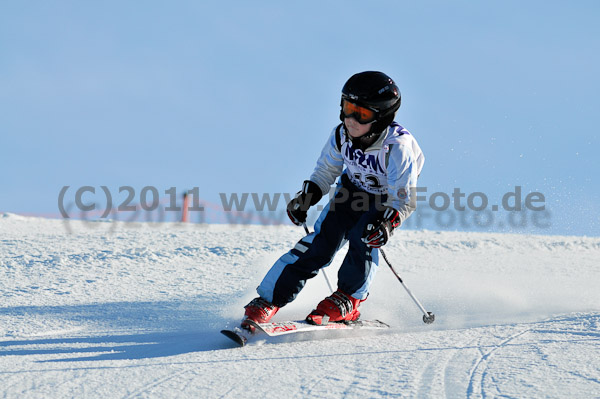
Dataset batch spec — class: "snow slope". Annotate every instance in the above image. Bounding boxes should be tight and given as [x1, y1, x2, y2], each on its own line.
[1, 213, 599, 398]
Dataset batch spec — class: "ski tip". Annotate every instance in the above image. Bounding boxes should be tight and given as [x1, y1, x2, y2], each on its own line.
[374, 319, 391, 328]
[221, 329, 247, 347]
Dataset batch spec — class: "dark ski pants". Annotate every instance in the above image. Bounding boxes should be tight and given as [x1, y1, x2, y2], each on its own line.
[257, 175, 384, 307]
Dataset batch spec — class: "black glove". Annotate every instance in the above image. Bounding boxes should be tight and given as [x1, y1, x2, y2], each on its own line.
[361, 207, 401, 248]
[286, 180, 323, 226]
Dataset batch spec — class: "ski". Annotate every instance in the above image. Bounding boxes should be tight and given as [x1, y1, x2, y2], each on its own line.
[221, 319, 389, 347]
[247, 319, 389, 337]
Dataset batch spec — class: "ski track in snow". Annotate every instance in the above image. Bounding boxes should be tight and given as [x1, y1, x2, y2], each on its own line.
[0, 213, 599, 398]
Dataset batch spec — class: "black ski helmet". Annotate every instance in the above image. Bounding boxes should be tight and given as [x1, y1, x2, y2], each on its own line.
[340, 71, 401, 135]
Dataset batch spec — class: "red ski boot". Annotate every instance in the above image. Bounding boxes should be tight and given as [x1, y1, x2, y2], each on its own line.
[306, 290, 366, 325]
[241, 297, 279, 333]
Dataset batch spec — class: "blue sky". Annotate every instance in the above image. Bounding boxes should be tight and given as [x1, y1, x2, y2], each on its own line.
[1, 1, 598, 236]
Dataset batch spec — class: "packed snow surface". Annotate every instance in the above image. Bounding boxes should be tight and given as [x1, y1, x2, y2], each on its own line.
[1, 213, 599, 398]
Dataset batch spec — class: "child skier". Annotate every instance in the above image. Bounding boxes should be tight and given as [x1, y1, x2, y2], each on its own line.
[242, 71, 424, 330]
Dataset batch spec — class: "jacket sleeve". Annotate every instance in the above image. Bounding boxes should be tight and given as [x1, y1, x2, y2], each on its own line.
[309, 126, 345, 196]
[384, 143, 421, 225]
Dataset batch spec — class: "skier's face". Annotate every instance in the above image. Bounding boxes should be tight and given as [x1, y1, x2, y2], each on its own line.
[344, 116, 373, 138]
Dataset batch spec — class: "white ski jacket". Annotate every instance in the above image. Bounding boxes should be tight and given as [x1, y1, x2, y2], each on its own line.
[310, 122, 424, 224]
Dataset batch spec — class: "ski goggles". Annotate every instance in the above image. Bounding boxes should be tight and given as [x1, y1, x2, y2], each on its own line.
[341, 99, 378, 124]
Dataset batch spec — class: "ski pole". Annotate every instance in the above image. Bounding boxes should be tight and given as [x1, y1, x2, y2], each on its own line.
[379, 248, 435, 324]
[303, 223, 334, 293]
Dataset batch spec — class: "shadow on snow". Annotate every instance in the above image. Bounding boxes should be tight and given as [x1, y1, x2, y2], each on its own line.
[0, 300, 238, 362]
